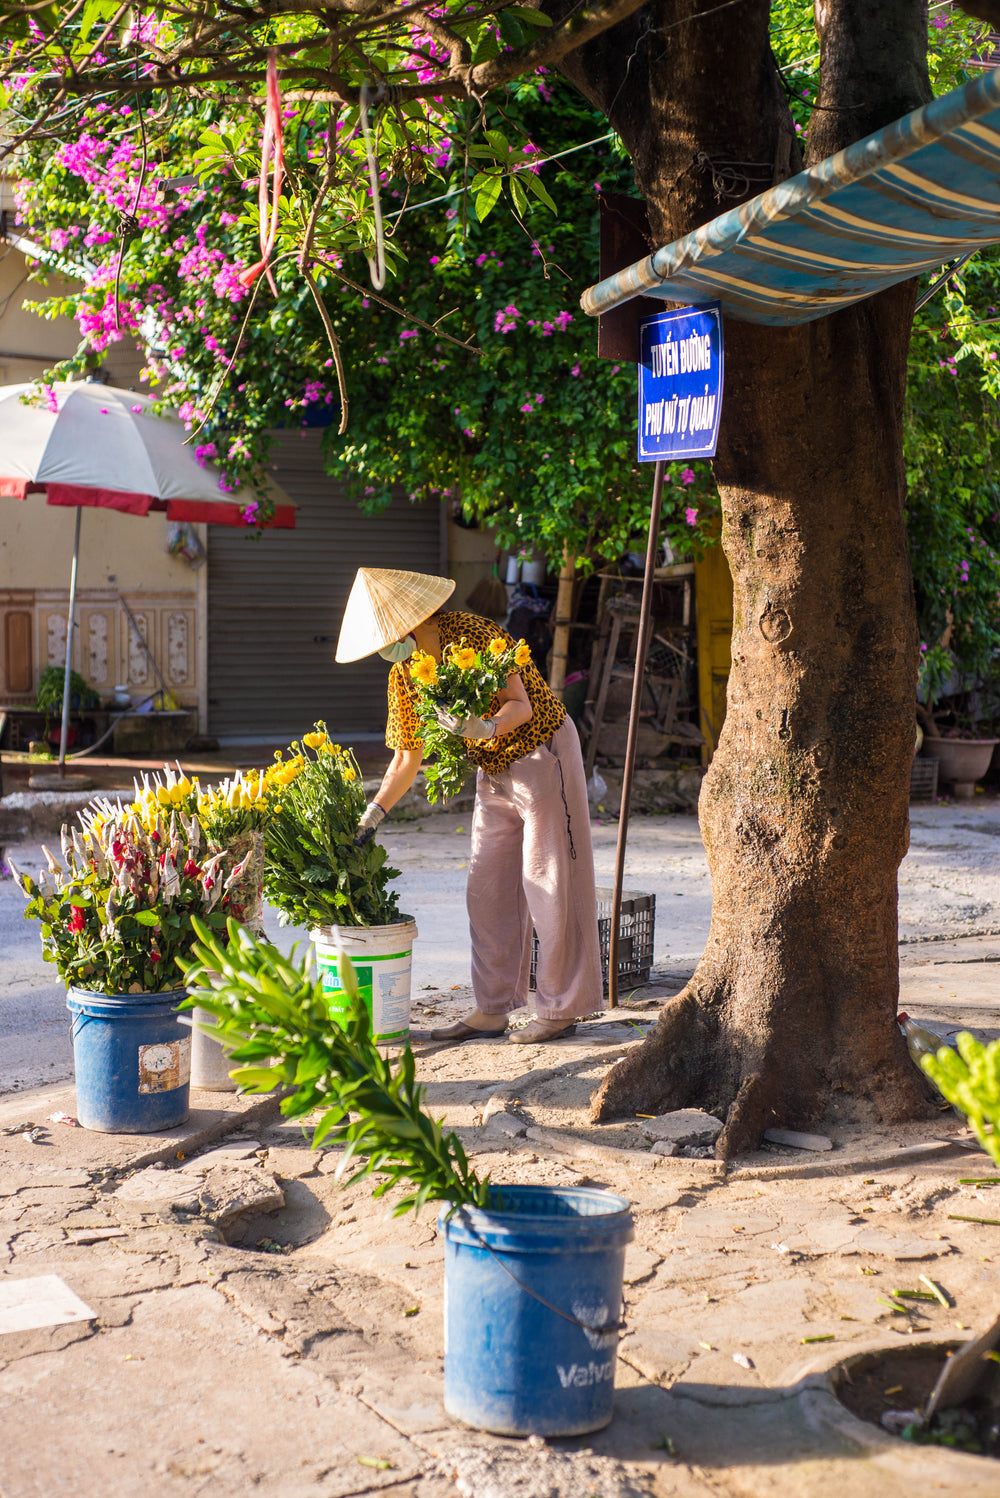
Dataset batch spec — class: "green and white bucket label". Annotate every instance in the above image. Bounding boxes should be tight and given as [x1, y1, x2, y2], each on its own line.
[319, 949, 412, 1043]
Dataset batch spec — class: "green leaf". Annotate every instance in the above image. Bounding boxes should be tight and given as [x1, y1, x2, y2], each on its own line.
[80, 0, 119, 43]
[506, 6, 553, 25]
[509, 174, 529, 217]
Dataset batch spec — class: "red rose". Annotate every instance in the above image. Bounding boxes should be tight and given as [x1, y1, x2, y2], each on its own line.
[67, 906, 86, 934]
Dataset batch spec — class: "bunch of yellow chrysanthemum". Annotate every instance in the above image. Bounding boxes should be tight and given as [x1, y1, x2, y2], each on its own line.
[261, 721, 397, 928]
[407, 633, 530, 802]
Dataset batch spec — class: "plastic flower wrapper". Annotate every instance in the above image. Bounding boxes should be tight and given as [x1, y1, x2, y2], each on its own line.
[260, 721, 400, 929]
[195, 771, 269, 933]
[9, 801, 236, 994]
[409, 635, 530, 802]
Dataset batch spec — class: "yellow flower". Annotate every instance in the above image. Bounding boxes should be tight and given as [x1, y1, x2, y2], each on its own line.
[342, 767, 356, 782]
[452, 647, 477, 671]
[488, 637, 507, 657]
[155, 786, 171, 807]
[303, 730, 327, 750]
[319, 742, 334, 755]
[410, 651, 438, 686]
[514, 641, 531, 669]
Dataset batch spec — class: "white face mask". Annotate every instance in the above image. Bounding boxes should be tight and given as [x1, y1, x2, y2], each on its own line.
[378, 634, 416, 663]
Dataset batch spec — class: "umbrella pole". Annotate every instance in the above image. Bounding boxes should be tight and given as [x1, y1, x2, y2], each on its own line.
[58, 508, 82, 777]
[607, 459, 666, 1008]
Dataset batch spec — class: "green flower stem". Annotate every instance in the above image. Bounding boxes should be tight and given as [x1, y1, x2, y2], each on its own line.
[181, 918, 491, 1214]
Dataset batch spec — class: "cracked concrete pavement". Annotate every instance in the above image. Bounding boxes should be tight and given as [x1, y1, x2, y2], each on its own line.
[1, 799, 1000, 1495]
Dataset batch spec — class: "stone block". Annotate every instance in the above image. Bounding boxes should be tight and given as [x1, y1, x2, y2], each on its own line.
[638, 1109, 724, 1146]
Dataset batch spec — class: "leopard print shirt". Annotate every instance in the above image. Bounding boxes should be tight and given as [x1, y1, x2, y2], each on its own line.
[385, 610, 566, 775]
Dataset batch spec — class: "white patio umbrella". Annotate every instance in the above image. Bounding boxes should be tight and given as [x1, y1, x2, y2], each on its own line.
[0, 381, 295, 770]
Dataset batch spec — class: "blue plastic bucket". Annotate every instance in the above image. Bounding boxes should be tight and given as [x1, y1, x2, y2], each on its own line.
[439, 1184, 634, 1436]
[66, 986, 191, 1133]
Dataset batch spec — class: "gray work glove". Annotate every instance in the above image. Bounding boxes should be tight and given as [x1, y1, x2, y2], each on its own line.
[434, 707, 497, 741]
[354, 801, 386, 846]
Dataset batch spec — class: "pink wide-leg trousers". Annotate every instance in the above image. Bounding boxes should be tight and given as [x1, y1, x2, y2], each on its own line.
[466, 717, 603, 1021]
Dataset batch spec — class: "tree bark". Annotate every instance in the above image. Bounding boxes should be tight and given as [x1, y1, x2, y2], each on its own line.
[557, 0, 939, 1153]
[548, 546, 577, 699]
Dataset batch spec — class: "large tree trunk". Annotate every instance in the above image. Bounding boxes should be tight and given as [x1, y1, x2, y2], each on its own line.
[558, 0, 938, 1153]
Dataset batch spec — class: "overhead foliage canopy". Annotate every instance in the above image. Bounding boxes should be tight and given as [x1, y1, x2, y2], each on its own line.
[4, 1, 1000, 617]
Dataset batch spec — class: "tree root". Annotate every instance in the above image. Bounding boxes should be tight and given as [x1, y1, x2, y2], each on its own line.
[589, 984, 938, 1159]
[588, 992, 711, 1125]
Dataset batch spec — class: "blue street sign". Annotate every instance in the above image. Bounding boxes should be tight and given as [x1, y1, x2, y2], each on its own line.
[637, 304, 724, 462]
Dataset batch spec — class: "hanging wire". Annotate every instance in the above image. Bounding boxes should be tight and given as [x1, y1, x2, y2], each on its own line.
[387, 132, 616, 220]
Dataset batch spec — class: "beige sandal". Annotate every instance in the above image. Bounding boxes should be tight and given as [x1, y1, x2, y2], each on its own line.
[508, 1018, 578, 1045]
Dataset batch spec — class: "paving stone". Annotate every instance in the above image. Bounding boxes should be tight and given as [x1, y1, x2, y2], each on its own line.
[112, 1168, 201, 1208]
[192, 1166, 285, 1231]
[851, 1229, 945, 1260]
[637, 1110, 724, 1146]
[178, 1142, 262, 1173]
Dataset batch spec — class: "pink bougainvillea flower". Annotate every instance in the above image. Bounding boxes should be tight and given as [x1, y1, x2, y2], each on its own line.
[680, 467, 696, 486]
[238, 51, 284, 295]
[685, 507, 698, 526]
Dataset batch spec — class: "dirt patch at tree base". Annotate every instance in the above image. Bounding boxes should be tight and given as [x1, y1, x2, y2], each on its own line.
[835, 1342, 1000, 1459]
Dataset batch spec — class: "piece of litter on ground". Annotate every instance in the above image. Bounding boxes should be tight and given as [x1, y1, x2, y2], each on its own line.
[698, 1341, 714, 1351]
[20, 1127, 44, 1144]
[357, 1457, 393, 1470]
[732, 1352, 755, 1370]
[0, 1275, 96, 1335]
[881, 1409, 920, 1435]
[762, 1128, 833, 1152]
[66, 1228, 128, 1245]
[772, 1242, 791, 1255]
[47, 1112, 78, 1127]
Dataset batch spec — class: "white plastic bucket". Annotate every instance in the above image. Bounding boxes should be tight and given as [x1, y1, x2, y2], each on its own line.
[312, 916, 418, 1044]
[189, 1006, 240, 1091]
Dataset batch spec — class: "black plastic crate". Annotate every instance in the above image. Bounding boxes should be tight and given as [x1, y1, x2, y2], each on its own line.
[529, 887, 656, 996]
[910, 756, 939, 802]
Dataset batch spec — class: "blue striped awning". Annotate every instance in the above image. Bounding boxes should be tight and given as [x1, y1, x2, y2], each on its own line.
[581, 67, 1000, 326]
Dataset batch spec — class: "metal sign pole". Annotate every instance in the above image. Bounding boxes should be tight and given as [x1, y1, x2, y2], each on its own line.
[58, 507, 82, 777]
[608, 459, 666, 1008]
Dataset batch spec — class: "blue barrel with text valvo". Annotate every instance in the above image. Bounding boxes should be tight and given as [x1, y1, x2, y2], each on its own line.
[439, 1184, 634, 1436]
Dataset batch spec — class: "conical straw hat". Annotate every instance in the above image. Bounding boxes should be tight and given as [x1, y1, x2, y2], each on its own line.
[336, 568, 455, 662]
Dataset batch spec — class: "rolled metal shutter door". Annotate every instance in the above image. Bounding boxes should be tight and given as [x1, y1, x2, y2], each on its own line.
[207, 431, 445, 739]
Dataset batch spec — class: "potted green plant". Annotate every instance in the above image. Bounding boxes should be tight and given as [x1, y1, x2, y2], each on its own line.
[10, 801, 237, 1132]
[260, 724, 416, 1045]
[35, 665, 100, 748]
[182, 921, 634, 1438]
[918, 646, 999, 797]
